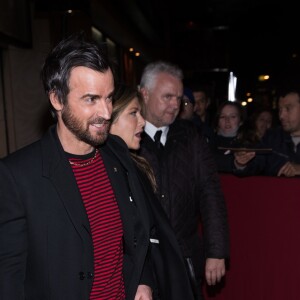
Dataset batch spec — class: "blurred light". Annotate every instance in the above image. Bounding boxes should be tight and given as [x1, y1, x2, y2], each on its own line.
[212, 25, 229, 31]
[187, 21, 195, 29]
[228, 72, 237, 101]
[247, 97, 253, 103]
[92, 27, 103, 42]
[129, 48, 134, 52]
[292, 53, 297, 59]
[258, 74, 270, 81]
[246, 92, 251, 97]
[135, 52, 140, 57]
[67, 10, 73, 14]
[212, 68, 229, 72]
[241, 101, 247, 106]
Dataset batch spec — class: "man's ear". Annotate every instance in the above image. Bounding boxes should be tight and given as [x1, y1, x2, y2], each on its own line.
[140, 87, 149, 104]
[49, 92, 63, 111]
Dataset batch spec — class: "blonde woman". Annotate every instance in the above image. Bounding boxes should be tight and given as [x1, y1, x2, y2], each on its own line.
[110, 84, 194, 300]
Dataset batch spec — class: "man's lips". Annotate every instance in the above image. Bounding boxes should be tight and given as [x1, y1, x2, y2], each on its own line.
[90, 122, 110, 131]
[92, 123, 105, 128]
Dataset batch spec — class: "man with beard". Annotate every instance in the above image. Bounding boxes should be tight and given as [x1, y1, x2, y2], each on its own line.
[0, 33, 160, 300]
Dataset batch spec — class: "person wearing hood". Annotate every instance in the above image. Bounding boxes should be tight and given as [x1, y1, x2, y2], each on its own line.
[178, 87, 195, 121]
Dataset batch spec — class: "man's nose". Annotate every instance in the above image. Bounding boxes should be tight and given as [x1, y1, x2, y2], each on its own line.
[171, 96, 180, 109]
[279, 111, 285, 120]
[96, 100, 112, 120]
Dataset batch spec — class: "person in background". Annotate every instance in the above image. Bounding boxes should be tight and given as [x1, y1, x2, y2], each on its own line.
[139, 61, 230, 300]
[209, 101, 245, 173]
[178, 87, 195, 121]
[234, 87, 300, 177]
[110, 84, 194, 299]
[238, 107, 274, 146]
[0, 33, 154, 300]
[253, 108, 274, 140]
[191, 84, 214, 141]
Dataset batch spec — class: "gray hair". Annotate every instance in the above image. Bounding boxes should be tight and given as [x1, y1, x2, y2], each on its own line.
[139, 61, 183, 91]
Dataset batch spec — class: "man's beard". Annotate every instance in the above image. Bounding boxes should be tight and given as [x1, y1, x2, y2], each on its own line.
[61, 105, 111, 147]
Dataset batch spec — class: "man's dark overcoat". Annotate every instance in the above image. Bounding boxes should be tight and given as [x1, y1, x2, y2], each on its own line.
[139, 119, 230, 291]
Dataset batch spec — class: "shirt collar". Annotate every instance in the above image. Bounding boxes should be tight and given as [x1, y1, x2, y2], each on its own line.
[144, 121, 169, 146]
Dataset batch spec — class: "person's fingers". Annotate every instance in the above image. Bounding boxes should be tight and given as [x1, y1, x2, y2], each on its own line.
[206, 270, 216, 285]
[278, 163, 292, 176]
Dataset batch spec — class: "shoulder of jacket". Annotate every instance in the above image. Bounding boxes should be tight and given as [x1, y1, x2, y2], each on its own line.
[170, 119, 198, 136]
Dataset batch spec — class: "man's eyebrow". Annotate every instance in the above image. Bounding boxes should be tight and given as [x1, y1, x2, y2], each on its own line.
[107, 91, 114, 98]
[164, 93, 179, 98]
[80, 93, 99, 99]
[80, 90, 114, 99]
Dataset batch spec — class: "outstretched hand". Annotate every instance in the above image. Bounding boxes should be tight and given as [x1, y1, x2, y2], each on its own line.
[277, 162, 300, 177]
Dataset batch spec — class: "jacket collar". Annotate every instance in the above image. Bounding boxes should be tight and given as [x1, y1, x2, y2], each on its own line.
[40, 125, 91, 239]
[103, 134, 151, 231]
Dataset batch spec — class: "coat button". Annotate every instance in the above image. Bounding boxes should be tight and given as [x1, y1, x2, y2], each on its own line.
[79, 272, 85, 280]
[87, 272, 93, 279]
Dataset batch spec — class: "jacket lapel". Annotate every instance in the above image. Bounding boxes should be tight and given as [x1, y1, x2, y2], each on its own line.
[100, 144, 134, 247]
[41, 126, 91, 241]
[101, 135, 151, 244]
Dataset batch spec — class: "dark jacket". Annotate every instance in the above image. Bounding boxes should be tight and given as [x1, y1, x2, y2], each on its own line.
[0, 126, 173, 300]
[0, 127, 191, 300]
[108, 134, 194, 299]
[133, 159, 194, 299]
[209, 134, 238, 173]
[192, 114, 214, 142]
[139, 119, 230, 284]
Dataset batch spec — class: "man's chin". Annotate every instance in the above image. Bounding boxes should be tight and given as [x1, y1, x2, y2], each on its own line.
[166, 116, 177, 125]
[94, 133, 108, 146]
[282, 125, 290, 132]
[83, 131, 108, 147]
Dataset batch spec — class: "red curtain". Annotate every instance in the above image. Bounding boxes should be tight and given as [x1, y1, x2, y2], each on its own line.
[203, 174, 300, 300]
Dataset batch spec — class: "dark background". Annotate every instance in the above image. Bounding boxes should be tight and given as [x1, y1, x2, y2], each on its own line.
[2, 0, 300, 112]
[0, 0, 300, 98]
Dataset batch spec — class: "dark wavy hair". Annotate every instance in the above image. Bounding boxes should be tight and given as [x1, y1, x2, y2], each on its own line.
[41, 32, 113, 118]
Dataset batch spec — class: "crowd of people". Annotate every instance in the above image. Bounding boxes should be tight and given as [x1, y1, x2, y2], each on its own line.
[179, 80, 300, 178]
[1, 30, 299, 300]
[0, 33, 195, 300]
[0, 33, 229, 300]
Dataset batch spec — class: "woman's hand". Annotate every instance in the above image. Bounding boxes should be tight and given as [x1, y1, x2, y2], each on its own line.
[134, 284, 152, 300]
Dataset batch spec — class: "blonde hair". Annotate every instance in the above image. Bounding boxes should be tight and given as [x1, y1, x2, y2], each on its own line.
[112, 84, 157, 192]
